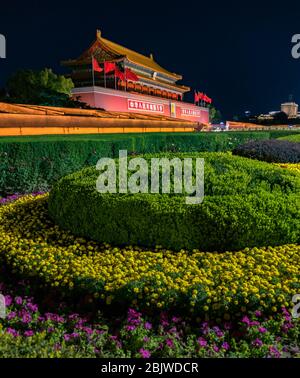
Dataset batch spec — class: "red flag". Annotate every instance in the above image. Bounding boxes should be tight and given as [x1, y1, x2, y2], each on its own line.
[92, 57, 103, 73]
[115, 67, 125, 81]
[199, 92, 204, 101]
[194, 92, 199, 103]
[104, 61, 116, 74]
[125, 68, 139, 81]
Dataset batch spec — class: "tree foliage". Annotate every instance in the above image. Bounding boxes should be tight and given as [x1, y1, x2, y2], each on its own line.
[1, 68, 88, 108]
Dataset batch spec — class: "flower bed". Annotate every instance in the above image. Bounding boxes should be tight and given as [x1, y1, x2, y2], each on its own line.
[275, 163, 300, 174]
[48, 152, 300, 251]
[1, 195, 300, 317]
[0, 272, 299, 358]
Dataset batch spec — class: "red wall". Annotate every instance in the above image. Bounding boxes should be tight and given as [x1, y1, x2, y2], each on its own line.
[72, 87, 209, 124]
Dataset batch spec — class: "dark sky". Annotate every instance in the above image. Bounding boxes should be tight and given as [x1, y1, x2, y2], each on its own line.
[1, 1, 300, 119]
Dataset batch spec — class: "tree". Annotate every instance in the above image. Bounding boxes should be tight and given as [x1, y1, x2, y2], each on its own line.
[209, 106, 222, 123]
[2, 68, 87, 108]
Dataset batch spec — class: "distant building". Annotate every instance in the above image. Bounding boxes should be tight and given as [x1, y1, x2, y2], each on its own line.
[281, 102, 298, 117]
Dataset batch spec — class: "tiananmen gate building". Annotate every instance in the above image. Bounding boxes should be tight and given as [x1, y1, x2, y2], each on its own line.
[62, 30, 209, 124]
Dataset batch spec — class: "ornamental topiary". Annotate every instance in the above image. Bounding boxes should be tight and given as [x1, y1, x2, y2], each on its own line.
[232, 139, 300, 163]
[48, 152, 300, 252]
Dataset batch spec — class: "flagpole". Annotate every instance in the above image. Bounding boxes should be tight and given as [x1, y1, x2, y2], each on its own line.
[124, 60, 127, 92]
[104, 60, 107, 88]
[91, 55, 95, 87]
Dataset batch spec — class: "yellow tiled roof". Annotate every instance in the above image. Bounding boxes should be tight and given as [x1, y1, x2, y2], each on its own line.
[98, 34, 181, 80]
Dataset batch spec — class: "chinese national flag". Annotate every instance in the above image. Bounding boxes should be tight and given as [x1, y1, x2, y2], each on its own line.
[194, 92, 199, 103]
[125, 68, 139, 81]
[92, 57, 103, 73]
[104, 61, 116, 74]
[115, 67, 125, 81]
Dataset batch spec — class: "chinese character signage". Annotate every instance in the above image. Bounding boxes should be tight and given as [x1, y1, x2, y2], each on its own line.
[181, 108, 201, 117]
[128, 100, 164, 113]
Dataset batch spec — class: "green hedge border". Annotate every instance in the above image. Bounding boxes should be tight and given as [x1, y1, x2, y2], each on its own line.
[1, 130, 299, 195]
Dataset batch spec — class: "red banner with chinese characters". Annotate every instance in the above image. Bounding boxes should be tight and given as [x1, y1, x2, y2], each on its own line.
[128, 100, 164, 113]
[181, 108, 201, 117]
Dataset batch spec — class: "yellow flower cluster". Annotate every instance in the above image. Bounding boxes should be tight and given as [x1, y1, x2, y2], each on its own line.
[275, 163, 300, 174]
[0, 194, 299, 316]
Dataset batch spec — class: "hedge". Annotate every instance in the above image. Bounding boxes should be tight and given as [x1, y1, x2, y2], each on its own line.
[233, 139, 300, 163]
[1, 130, 298, 196]
[279, 134, 300, 143]
[48, 152, 300, 252]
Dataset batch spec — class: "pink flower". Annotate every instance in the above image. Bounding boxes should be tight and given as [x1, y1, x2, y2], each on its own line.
[139, 348, 151, 358]
[258, 327, 267, 334]
[241, 316, 251, 326]
[24, 330, 34, 337]
[252, 338, 263, 348]
[144, 322, 152, 330]
[222, 342, 230, 351]
[197, 337, 207, 347]
[6, 328, 19, 337]
[5, 295, 12, 307]
[15, 296, 23, 305]
[22, 313, 32, 324]
[166, 339, 174, 348]
[7, 311, 17, 320]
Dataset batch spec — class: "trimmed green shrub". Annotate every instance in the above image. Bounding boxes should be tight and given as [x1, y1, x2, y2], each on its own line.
[279, 134, 300, 143]
[48, 152, 300, 252]
[0, 131, 275, 196]
[233, 139, 300, 163]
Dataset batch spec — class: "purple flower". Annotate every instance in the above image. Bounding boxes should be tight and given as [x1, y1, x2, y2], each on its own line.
[143, 337, 150, 342]
[6, 328, 19, 337]
[258, 327, 267, 334]
[5, 295, 12, 307]
[144, 322, 152, 330]
[269, 346, 281, 358]
[27, 303, 38, 313]
[139, 348, 151, 358]
[213, 345, 219, 353]
[126, 325, 136, 331]
[221, 342, 230, 351]
[255, 310, 262, 317]
[252, 338, 263, 348]
[15, 296, 23, 305]
[64, 334, 71, 341]
[212, 326, 224, 338]
[22, 313, 32, 324]
[241, 316, 251, 326]
[197, 337, 207, 347]
[171, 316, 182, 323]
[7, 311, 17, 320]
[166, 338, 174, 348]
[24, 330, 34, 337]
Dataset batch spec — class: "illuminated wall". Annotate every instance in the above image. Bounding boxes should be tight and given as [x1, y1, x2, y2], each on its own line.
[72, 87, 210, 124]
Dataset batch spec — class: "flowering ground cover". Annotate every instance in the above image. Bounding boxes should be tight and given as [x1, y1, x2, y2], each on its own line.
[0, 270, 299, 358]
[0, 158, 299, 358]
[0, 194, 299, 318]
[275, 163, 300, 174]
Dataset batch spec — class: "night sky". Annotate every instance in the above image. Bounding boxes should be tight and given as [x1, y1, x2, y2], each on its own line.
[1, 1, 300, 119]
